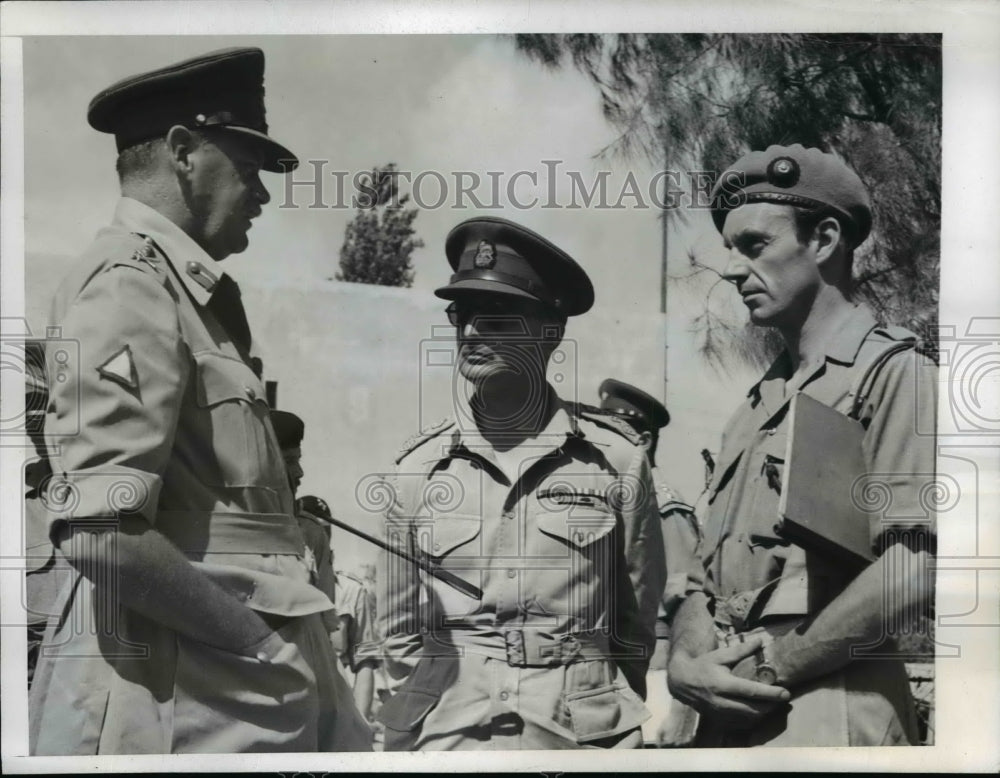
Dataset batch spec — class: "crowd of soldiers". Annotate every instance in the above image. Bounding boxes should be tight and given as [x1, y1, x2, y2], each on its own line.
[23, 46, 936, 754]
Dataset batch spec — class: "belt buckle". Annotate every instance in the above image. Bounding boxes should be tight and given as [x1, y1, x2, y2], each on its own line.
[556, 634, 582, 664]
[504, 629, 527, 667]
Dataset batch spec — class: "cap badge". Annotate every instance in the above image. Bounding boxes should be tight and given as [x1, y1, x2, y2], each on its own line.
[473, 240, 497, 269]
[767, 156, 800, 188]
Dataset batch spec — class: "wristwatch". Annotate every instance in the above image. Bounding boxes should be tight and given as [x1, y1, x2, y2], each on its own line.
[752, 640, 779, 685]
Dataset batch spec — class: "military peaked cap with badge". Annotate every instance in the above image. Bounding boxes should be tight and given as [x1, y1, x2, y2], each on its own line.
[436, 217, 595, 317]
[270, 409, 305, 449]
[598, 378, 670, 433]
[88, 46, 298, 172]
[710, 144, 872, 247]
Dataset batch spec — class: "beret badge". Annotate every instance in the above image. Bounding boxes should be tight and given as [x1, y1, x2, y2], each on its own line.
[767, 156, 800, 188]
[474, 239, 497, 269]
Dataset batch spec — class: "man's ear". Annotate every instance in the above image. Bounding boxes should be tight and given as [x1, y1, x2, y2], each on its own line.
[165, 125, 198, 175]
[813, 215, 843, 266]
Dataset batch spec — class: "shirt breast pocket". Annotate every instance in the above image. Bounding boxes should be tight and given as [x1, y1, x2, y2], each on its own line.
[535, 508, 617, 550]
[190, 351, 283, 489]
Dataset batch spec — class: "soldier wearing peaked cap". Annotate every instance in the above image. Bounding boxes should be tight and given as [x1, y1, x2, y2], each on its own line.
[667, 145, 936, 746]
[31, 48, 370, 754]
[598, 379, 703, 747]
[375, 217, 667, 750]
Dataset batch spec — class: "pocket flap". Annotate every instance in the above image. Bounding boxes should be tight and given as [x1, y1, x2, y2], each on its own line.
[194, 351, 266, 408]
[563, 682, 650, 742]
[417, 514, 481, 557]
[536, 510, 616, 547]
[376, 687, 440, 732]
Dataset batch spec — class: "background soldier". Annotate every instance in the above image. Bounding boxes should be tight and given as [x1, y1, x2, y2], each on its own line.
[270, 411, 340, 636]
[376, 217, 666, 750]
[332, 558, 378, 723]
[667, 145, 936, 746]
[597, 379, 702, 746]
[31, 48, 370, 753]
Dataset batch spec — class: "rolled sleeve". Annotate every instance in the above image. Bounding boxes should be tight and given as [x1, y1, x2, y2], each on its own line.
[45, 265, 187, 535]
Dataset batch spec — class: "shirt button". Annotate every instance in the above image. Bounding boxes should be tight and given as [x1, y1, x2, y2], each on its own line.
[507, 569, 517, 579]
[499, 691, 509, 701]
[244, 385, 255, 399]
[767, 428, 776, 436]
[256, 650, 270, 663]
[502, 511, 514, 520]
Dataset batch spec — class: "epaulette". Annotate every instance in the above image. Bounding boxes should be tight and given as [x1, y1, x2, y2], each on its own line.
[573, 404, 644, 446]
[394, 417, 456, 464]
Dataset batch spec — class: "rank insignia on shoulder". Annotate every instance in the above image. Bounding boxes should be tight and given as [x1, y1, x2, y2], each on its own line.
[130, 235, 160, 270]
[97, 344, 138, 391]
[186, 261, 219, 292]
[395, 418, 456, 464]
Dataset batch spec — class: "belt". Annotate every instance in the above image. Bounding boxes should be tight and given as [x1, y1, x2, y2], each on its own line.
[156, 511, 304, 555]
[433, 628, 611, 668]
[716, 617, 805, 647]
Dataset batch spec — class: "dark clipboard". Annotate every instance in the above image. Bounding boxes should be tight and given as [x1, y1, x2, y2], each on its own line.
[776, 392, 876, 569]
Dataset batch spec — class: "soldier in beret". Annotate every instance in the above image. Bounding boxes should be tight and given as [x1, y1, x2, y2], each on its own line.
[31, 48, 370, 753]
[597, 379, 703, 746]
[375, 217, 667, 750]
[667, 144, 936, 745]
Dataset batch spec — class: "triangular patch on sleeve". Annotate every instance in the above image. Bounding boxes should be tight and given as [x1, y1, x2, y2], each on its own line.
[97, 345, 138, 391]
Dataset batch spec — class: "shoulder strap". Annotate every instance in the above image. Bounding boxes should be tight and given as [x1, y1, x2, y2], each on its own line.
[848, 340, 918, 420]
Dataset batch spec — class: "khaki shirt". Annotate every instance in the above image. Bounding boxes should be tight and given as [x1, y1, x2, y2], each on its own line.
[333, 571, 375, 674]
[376, 391, 667, 748]
[702, 305, 936, 621]
[32, 198, 333, 755]
[42, 197, 328, 616]
[697, 305, 935, 746]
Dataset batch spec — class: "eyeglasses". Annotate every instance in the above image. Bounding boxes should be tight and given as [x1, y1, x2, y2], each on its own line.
[445, 300, 536, 334]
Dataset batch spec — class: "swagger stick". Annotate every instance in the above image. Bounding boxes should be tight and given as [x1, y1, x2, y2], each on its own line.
[302, 510, 483, 600]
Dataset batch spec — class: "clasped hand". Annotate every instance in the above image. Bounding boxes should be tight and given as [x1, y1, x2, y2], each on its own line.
[667, 635, 791, 723]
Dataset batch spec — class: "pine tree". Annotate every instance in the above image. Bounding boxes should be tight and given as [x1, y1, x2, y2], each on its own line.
[336, 164, 423, 288]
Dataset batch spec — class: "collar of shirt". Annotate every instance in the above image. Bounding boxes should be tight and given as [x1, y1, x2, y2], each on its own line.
[112, 197, 228, 307]
[439, 384, 582, 482]
[748, 304, 879, 410]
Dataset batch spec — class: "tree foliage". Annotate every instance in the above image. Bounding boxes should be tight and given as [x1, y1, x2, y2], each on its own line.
[336, 163, 423, 288]
[515, 34, 941, 365]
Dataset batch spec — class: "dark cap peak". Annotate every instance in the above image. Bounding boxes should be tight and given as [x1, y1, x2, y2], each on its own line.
[598, 378, 670, 432]
[436, 217, 594, 317]
[88, 46, 297, 172]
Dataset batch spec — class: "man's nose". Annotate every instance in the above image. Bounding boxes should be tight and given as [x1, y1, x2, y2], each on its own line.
[254, 175, 271, 206]
[722, 250, 749, 284]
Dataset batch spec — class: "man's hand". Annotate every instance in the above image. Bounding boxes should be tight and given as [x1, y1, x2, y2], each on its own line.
[667, 634, 791, 723]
